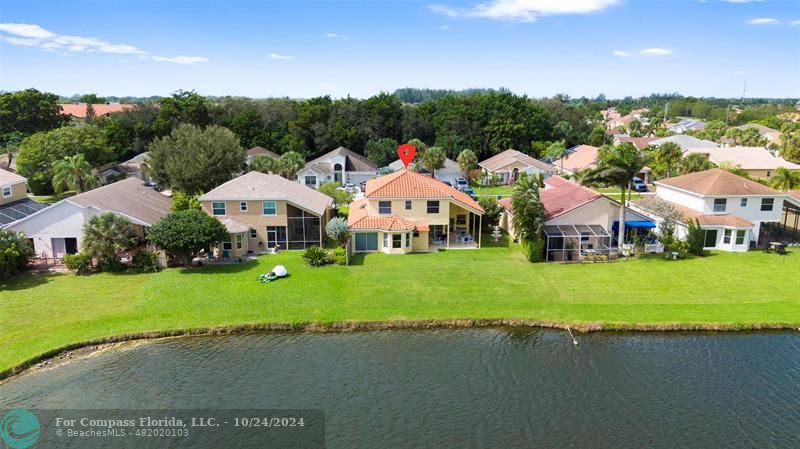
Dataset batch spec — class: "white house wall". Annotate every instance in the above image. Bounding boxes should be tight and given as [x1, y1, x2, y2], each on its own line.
[7, 201, 99, 257]
[656, 186, 706, 211]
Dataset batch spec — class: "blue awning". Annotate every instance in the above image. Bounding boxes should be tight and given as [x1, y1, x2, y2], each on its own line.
[625, 220, 656, 229]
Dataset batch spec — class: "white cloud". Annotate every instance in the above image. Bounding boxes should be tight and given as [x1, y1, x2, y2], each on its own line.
[0, 22, 206, 64]
[326, 32, 350, 40]
[746, 17, 779, 25]
[0, 23, 55, 39]
[439, 25, 452, 30]
[152, 56, 209, 65]
[612, 50, 630, 57]
[790, 20, 800, 26]
[269, 52, 295, 60]
[428, 0, 620, 23]
[640, 48, 673, 56]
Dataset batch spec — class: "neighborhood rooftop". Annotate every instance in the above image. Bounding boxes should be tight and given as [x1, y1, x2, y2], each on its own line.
[199, 171, 333, 215]
[67, 177, 172, 225]
[365, 169, 483, 213]
[683, 146, 800, 171]
[499, 176, 603, 221]
[348, 199, 419, 231]
[303, 146, 378, 173]
[479, 149, 553, 173]
[649, 134, 719, 149]
[60, 103, 135, 118]
[247, 146, 280, 159]
[0, 168, 26, 185]
[0, 199, 48, 226]
[553, 145, 599, 172]
[655, 168, 781, 196]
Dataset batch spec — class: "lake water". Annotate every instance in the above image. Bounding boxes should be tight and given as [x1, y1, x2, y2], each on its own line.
[2, 329, 799, 448]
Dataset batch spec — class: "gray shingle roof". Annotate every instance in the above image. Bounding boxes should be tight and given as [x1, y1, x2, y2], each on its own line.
[67, 177, 171, 225]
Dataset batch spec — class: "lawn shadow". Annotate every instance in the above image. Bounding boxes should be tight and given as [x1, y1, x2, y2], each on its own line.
[349, 254, 366, 266]
[176, 259, 260, 275]
[1, 271, 65, 291]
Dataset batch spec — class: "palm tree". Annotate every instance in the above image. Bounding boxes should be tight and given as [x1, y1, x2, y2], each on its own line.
[52, 154, 99, 193]
[546, 141, 569, 175]
[511, 173, 546, 262]
[81, 212, 137, 269]
[276, 151, 305, 180]
[769, 167, 800, 191]
[421, 146, 446, 178]
[584, 143, 649, 249]
[655, 142, 682, 178]
[456, 149, 478, 179]
[249, 155, 277, 174]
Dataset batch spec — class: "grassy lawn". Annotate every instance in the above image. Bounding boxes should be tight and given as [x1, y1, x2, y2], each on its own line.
[2, 246, 799, 373]
[29, 192, 75, 205]
[469, 182, 513, 196]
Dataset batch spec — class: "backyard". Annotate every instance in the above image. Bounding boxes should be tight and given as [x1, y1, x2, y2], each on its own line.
[1, 246, 799, 375]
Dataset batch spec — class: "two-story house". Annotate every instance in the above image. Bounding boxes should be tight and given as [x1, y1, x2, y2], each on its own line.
[295, 146, 378, 189]
[347, 169, 484, 254]
[630, 169, 786, 252]
[0, 169, 47, 228]
[199, 171, 334, 257]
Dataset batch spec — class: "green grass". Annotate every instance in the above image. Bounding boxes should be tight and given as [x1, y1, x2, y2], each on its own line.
[2, 247, 799, 373]
[29, 192, 75, 205]
[469, 182, 513, 196]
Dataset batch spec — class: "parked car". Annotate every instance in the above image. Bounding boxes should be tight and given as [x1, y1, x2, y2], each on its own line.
[441, 181, 452, 187]
[631, 177, 648, 192]
[360, 181, 367, 192]
[461, 187, 478, 200]
[343, 182, 356, 192]
[454, 178, 469, 190]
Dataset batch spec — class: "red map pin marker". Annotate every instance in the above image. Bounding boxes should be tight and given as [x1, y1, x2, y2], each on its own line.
[397, 143, 416, 169]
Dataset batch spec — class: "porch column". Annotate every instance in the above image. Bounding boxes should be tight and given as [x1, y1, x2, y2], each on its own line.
[446, 224, 450, 249]
[478, 215, 482, 248]
[319, 216, 323, 246]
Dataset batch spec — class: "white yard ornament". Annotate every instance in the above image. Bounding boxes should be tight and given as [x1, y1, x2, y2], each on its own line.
[492, 226, 502, 242]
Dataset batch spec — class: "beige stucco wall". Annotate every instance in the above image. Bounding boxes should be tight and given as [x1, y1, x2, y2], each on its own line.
[378, 230, 414, 254]
[413, 231, 429, 251]
[200, 199, 328, 250]
[363, 198, 452, 226]
[545, 198, 618, 230]
[1, 181, 27, 205]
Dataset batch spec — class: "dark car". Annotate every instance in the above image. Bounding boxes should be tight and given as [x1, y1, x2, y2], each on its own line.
[461, 187, 478, 200]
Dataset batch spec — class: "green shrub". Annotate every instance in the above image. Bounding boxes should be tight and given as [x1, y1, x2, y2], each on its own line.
[301, 246, 333, 267]
[685, 219, 706, 256]
[0, 229, 34, 279]
[63, 253, 93, 275]
[522, 238, 545, 263]
[132, 251, 159, 273]
[333, 247, 347, 265]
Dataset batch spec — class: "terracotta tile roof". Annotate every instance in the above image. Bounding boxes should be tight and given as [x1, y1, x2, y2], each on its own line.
[199, 171, 333, 216]
[553, 145, 599, 172]
[789, 190, 800, 201]
[246, 146, 280, 159]
[67, 177, 171, 225]
[656, 168, 780, 196]
[60, 103, 135, 118]
[683, 146, 800, 171]
[615, 136, 656, 151]
[479, 149, 554, 173]
[366, 169, 483, 213]
[632, 198, 753, 228]
[347, 199, 417, 231]
[0, 168, 26, 185]
[497, 176, 604, 221]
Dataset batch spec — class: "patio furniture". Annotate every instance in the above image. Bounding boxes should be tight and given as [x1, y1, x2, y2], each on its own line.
[767, 242, 786, 254]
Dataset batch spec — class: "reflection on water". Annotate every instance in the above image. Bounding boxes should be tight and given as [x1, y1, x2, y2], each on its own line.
[2, 329, 799, 448]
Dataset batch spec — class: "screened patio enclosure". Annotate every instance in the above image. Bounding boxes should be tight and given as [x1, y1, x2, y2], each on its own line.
[286, 204, 323, 249]
[543, 224, 612, 262]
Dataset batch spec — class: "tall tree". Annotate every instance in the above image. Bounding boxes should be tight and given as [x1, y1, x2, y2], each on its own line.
[249, 154, 278, 174]
[511, 173, 546, 262]
[0, 88, 66, 141]
[584, 143, 648, 249]
[146, 209, 228, 266]
[152, 90, 211, 136]
[149, 124, 244, 194]
[276, 151, 306, 180]
[768, 167, 800, 191]
[420, 146, 446, 178]
[16, 126, 113, 194]
[365, 138, 399, 167]
[680, 153, 715, 174]
[456, 149, 479, 178]
[654, 141, 682, 178]
[51, 154, 99, 194]
[546, 141, 569, 174]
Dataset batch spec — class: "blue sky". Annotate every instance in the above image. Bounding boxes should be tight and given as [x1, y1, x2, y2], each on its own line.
[1, 0, 798, 98]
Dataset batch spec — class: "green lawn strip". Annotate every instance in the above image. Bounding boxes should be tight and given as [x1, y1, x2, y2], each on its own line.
[1, 248, 798, 373]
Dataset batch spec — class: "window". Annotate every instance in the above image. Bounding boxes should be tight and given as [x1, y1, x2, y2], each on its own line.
[1, 186, 10, 198]
[766, 171, 771, 178]
[240, 201, 248, 212]
[581, 232, 590, 242]
[354, 232, 378, 251]
[406, 232, 411, 248]
[262, 201, 277, 215]
[723, 229, 731, 244]
[392, 234, 402, 249]
[735, 230, 746, 245]
[703, 229, 718, 248]
[456, 215, 467, 225]
[427, 200, 439, 214]
[740, 198, 747, 207]
[760, 198, 774, 212]
[383, 233, 389, 248]
[304, 176, 317, 186]
[212, 202, 226, 216]
[222, 237, 232, 250]
[236, 234, 244, 250]
[379, 201, 391, 214]
[413, 231, 419, 238]
[713, 198, 727, 213]
[405, 200, 412, 210]
[250, 229, 258, 239]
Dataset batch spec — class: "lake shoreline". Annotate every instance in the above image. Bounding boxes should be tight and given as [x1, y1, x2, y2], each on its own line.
[3, 318, 799, 381]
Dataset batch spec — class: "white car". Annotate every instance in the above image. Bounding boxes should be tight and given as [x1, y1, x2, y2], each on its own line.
[454, 178, 469, 190]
